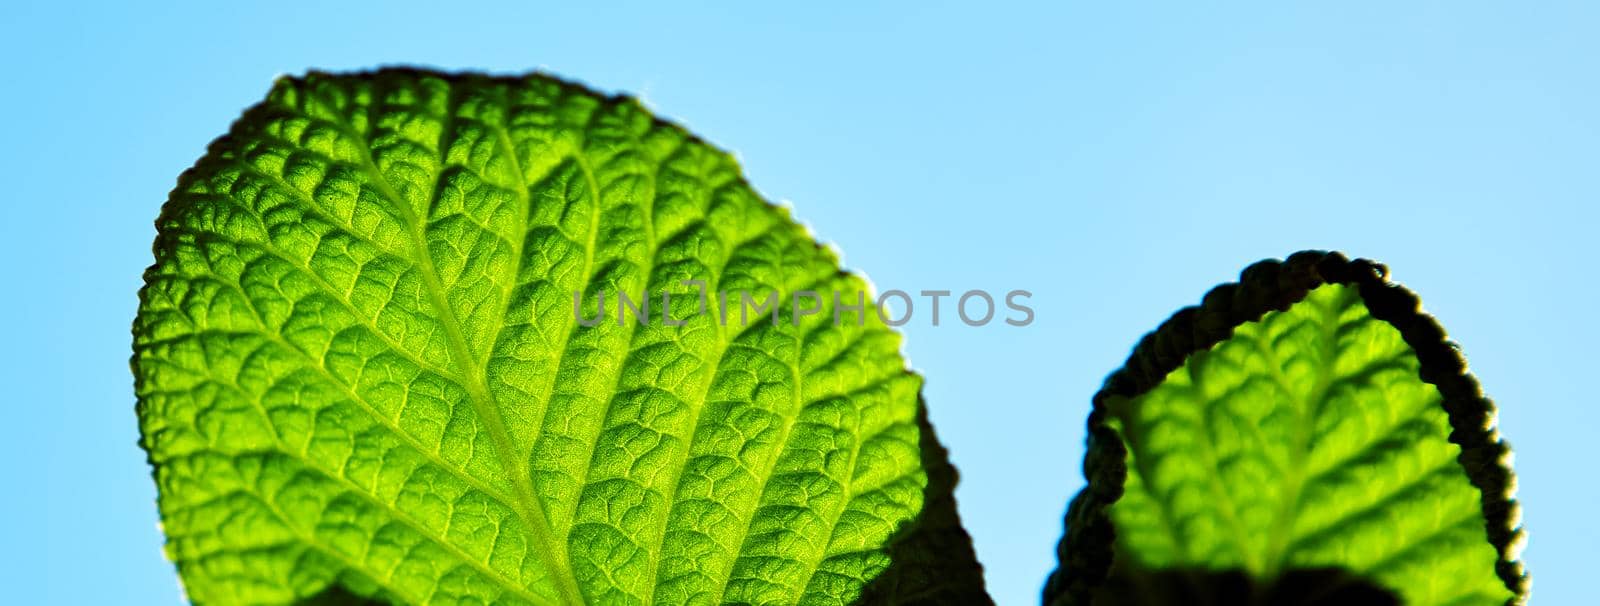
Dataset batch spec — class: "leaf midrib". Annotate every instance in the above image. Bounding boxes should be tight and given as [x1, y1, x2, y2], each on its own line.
[331, 86, 583, 605]
[240, 462, 548, 605]
[1253, 289, 1344, 581]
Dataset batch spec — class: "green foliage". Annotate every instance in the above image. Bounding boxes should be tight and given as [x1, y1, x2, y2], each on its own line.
[133, 69, 987, 605]
[1046, 252, 1528, 606]
[133, 69, 1528, 606]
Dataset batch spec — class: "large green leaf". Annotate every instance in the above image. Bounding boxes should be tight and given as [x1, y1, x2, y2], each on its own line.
[134, 69, 988, 606]
[1045, 252, 1527, 605]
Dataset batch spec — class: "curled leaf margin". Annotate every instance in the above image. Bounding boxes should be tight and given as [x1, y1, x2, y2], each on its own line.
[1043, 250, 1529, 605]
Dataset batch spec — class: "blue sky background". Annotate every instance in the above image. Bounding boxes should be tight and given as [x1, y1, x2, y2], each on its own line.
[3, 1, 1595, 604]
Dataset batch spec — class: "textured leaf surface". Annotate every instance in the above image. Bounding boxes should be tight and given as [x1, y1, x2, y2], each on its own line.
[1045, 252, 1526, 606]
[134, 69, 987, 606]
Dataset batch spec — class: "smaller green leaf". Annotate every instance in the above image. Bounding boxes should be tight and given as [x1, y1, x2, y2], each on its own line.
[1045, 251, 1527, 606]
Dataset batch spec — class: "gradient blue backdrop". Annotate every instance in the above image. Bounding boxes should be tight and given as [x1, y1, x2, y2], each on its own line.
[3, 2, 1594, 604]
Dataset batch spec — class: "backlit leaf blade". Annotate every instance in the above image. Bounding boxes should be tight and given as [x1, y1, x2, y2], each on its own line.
[1044, 251, 1527, 606]
[133, 69, 988, 606]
